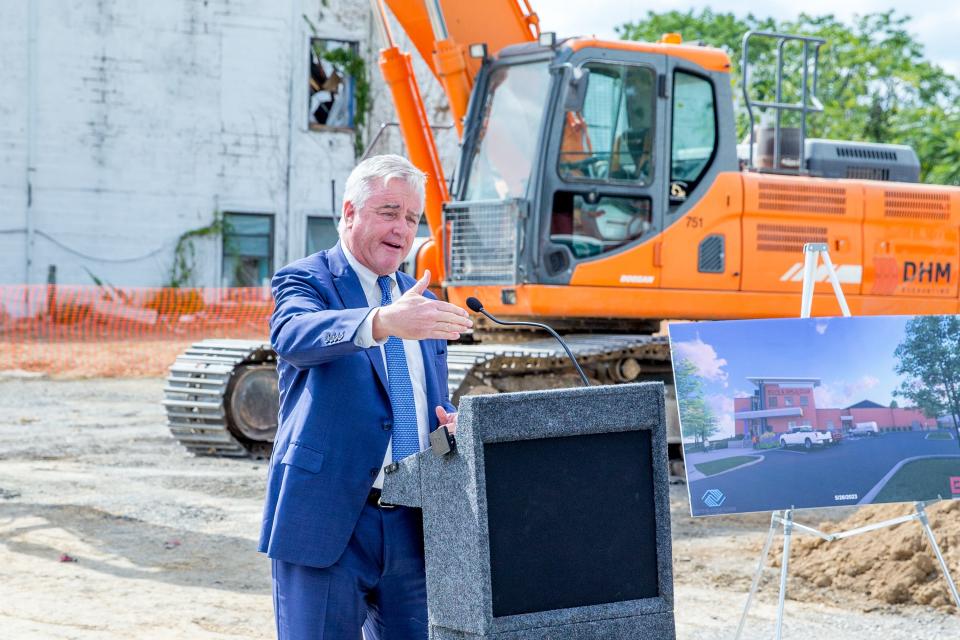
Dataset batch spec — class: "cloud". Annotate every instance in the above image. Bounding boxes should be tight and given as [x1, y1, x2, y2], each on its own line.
[815, 320, 829, 335]
[673, 337, 729, 386]
[814, 375, 882, 408]
[706, 393, 736, 438]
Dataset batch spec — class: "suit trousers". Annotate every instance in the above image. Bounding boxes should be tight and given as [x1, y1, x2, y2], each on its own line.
[272, 500, 428, 639]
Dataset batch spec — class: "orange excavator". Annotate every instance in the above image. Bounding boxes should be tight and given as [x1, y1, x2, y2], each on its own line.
[163, 1, 960, 465]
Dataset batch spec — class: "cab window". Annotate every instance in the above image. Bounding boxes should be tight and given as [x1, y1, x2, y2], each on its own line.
[558, 63, 656, 186]
[463, 61, 551, 201]
[670, 71, 717, 201]
[550, 192, 652, 259]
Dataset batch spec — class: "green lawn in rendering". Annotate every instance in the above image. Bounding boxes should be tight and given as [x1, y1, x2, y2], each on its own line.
[694, 455, 761, 476]
[874, 457, 960, 502]
[925, 432, 955, 440]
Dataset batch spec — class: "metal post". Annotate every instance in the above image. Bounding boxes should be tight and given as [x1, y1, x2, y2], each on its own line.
[735, 511, 780, 640]
[775, 509, 794, 640]
[916, 502, 960, 608]
[799, 40, 810, 173]
[773, 38, 787, 170]
[741, 34, 755, 169]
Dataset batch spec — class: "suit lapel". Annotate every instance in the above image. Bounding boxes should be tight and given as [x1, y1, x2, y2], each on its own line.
[329, 243, 389, 394]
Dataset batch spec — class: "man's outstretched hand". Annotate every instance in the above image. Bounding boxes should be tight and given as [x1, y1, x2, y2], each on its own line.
[372, 270, 472, 341]
[435, 406, 458, 435]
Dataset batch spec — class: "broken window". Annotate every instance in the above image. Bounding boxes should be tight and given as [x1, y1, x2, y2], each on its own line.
[309, 38, 358, 129]
[222, 213, 274, 287]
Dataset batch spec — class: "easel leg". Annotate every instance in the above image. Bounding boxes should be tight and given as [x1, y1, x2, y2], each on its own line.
[775, 510, 793, 640]
[915, 502, 960, 608]
[799, 248, 817, 318]
[735, 511, 780, 640]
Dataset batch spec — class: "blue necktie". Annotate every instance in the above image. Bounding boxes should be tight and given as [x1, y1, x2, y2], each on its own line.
[377, 275, 420, 461]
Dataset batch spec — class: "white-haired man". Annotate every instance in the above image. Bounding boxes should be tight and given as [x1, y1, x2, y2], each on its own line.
[260, 154, 472, 638]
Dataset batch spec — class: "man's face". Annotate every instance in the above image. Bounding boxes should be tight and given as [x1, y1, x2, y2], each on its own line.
[342, 177, 423, 276]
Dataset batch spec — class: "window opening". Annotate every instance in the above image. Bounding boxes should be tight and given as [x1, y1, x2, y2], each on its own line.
[306, 216, 339, 255]
[223, 213, 274, 287]
[670, 71, 717, 203]
[309, 38, 357, 129]
[559, 62, 656, 185]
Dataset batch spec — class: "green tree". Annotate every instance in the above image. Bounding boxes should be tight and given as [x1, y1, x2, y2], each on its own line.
[617, 10, 960, 184]
[889, 399, 899, 409]
[674, 358, 720, 445]
[893, 316, 960, 441]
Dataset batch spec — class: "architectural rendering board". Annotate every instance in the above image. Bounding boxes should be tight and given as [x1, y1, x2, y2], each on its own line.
[668, 315, 960, 516]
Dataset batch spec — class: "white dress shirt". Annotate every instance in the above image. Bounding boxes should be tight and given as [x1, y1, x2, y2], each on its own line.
[342, 245, 429, 489]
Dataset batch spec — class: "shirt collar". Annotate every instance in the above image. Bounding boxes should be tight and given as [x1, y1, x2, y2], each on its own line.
[340, 243, 396, 297]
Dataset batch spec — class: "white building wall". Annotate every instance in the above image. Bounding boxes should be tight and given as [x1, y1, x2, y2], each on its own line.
[0, 0, 454, 290]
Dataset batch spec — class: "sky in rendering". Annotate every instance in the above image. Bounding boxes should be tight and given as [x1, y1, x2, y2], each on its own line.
[668, 315, 914, 439]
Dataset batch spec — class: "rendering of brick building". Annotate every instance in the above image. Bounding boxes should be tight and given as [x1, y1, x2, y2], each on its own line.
[733, 377, 937, 440]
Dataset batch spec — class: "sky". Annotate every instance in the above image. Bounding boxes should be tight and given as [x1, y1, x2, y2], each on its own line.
[532, 0, 960, 76]
[667, 316, 914, 439]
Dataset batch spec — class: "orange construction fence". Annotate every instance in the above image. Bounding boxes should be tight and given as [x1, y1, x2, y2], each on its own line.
[1, 285, 274, 342]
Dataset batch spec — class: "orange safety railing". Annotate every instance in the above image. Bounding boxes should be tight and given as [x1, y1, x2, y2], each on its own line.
[0, 285, 274, 342]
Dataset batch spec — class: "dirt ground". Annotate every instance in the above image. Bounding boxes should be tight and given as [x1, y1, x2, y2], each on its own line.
[1, 375, 958, 639]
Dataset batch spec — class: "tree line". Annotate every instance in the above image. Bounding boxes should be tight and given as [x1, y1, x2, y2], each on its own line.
[619, 10, 960, 185]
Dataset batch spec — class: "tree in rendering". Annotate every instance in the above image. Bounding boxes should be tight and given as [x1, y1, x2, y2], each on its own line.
[674, 358, 720, 446]
[893, 315, 960, 443]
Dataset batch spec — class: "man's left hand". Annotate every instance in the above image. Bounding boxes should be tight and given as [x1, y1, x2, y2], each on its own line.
[435, 406, 458, 435]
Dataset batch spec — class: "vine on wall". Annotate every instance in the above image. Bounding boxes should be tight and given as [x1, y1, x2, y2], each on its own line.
[166, 212, 228, 288]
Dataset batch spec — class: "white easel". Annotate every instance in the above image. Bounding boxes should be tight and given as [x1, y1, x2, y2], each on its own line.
[734, 243, 960, 640]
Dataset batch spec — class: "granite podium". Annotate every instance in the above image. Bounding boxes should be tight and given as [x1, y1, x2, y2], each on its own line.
[382, 382, 675, 639]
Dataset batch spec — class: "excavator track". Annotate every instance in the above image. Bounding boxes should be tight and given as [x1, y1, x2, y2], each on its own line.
[164, 334, 678, 458]
[163, 339, 277, 458]
[446, 333, 672, 399]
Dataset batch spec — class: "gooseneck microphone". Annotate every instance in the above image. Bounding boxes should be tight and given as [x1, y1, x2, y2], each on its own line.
[465, 297, 590, 387]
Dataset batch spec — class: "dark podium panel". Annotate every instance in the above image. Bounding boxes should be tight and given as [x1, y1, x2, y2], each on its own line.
[485, 430, 659, 617]
[382, 382, 675, 640]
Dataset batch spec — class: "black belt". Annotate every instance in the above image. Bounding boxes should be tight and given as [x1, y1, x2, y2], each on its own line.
[367, 487, 396, 509]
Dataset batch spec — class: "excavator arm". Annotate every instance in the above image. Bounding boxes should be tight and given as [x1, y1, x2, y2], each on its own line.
[383, 0, 539, 129]
[374, 0, 539, 283]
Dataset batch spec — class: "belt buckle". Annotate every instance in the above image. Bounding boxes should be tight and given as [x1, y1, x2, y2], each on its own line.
[377, 494, 397, 510]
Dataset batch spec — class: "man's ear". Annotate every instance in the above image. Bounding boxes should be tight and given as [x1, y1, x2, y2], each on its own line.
[342, 201, 355, 230]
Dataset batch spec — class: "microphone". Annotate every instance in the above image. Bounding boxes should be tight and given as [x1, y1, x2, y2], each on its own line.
[465, 297, 590, 387]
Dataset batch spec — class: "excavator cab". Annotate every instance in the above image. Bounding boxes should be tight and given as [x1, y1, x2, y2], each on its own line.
[445, 37, 738, 304]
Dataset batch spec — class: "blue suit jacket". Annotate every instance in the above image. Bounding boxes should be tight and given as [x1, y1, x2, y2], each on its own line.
[258, 242, 454, 568]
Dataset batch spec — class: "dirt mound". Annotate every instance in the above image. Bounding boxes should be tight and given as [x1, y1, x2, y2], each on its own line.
[772, 501, 960, 610]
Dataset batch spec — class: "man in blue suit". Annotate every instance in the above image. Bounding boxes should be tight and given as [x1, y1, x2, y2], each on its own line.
[259, 155, 473, 638]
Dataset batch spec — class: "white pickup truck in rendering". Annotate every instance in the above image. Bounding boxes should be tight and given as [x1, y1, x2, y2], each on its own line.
[779, 426, 834, 449]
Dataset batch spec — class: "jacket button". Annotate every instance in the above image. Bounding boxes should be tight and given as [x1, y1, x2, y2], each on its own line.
[369, 467, 379, 477]
[382, 421, 392, 431]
